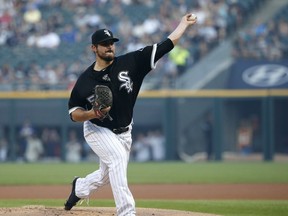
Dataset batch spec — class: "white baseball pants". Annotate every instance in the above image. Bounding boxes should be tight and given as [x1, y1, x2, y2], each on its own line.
[75, 121, 136, 216]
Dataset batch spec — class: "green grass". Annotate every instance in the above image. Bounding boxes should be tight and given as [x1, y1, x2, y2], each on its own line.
[0, 199, 287, 216]
[0, 161, 288, 215]
[137, 200, 288, 216]
[128, 161, 288, 184]
[0, 161, 287, 185]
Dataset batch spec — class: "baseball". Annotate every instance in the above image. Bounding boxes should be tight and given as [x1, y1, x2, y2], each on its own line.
[188, 13, 197, 21]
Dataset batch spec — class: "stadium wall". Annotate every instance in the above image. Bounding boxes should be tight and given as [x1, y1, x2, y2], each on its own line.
[0, 89, 287, 162]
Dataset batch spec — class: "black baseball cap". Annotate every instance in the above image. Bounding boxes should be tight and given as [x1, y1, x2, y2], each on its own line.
[91, 29, 119, 44]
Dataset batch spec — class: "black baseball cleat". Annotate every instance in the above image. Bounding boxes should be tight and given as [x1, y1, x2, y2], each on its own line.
[64, 177, 80, 210]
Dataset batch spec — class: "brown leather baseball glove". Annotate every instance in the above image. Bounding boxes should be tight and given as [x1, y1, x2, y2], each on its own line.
[92, 85, 113, 121]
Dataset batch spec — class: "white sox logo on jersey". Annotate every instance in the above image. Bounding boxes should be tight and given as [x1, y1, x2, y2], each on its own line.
[104, 30, 111, 36]
[118, 71, 133, 93]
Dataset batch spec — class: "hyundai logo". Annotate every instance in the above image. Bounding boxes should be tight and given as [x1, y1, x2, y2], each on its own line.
[242, 64, 288, 87]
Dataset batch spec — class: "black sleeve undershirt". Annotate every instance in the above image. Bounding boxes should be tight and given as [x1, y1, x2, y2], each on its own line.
[154, 38, 174, 62]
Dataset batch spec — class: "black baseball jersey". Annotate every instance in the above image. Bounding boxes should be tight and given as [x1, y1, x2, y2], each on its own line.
[68, 38, 174, 130]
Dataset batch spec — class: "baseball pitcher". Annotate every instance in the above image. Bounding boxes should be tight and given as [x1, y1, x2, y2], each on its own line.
[65, 13, 197, 216]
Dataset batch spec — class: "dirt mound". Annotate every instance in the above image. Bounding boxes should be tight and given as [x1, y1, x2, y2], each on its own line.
[0, 206, 219, 216]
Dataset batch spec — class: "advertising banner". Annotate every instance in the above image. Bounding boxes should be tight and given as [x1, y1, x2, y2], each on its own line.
[227, 59, 288, 89]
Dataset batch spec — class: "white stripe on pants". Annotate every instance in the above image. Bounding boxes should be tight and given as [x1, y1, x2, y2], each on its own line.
[75, 121, 136, 216]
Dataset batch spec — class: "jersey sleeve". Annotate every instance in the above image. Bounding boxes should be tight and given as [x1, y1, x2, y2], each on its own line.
[68, 84, 86, 115]
[155, 38, 174, 62]
[134, 38, 174, 73]
[133, 44, 158, 73]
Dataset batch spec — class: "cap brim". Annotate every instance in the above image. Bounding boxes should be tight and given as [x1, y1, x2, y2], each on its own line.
[97, 38, 119, 44]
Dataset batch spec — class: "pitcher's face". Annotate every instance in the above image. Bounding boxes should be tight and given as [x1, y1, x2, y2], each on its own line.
[92, 40, 115, 62]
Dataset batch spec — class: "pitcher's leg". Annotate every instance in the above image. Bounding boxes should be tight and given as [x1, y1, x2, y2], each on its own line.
[83, 121, 135, 215]
[94, 137, 135, 216]
[75, 161, 109, 198]
[108, 153, 135, 216]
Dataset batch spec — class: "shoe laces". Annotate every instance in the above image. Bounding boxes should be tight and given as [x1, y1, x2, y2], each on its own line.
[79, 197, 90, 206]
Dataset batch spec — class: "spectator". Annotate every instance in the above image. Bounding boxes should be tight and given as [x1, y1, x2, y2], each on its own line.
[142, 14, 161, 35]
[201, 112, 213, 161]
[43, 64, 58, 85]
[0, 127, 8, 162]
[132, 132, 151, 162]
[0, 136, 8, 162]
[23, 4, 41, 28]
[168, 43, 191, 76]
[42, 128, 61, 159]
[24, 133, 44, 162]
[237, 119, 253, 155]
[278, 20, 288, 56]
[35, 31, 60, 49]
[147, 129, 165, 161]
[233, 10, 288, 60]
[60, 24, 81, 43]
[0, 0, 268, 90]
[198, 18, 218, 47]
[18, 119, 35, 160]
[74, 7, 102, 29]
[161, 56, 178, 88]
[65, 130, 82, 162]
[0, 64, 14, 85]
[0, 9, 13, 27]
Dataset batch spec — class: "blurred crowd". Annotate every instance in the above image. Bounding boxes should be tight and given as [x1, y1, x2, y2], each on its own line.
[131, 129, 165, 162]
[0, 119, 94, 162]
[232, 4, 288, 60]
[0, 120, 166, 163]
[0, 0, 265, 90]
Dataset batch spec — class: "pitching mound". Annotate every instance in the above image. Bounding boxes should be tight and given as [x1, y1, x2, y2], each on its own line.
[0, 205, 219, 216]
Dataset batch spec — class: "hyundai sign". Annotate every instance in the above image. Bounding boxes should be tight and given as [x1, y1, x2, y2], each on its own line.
[227, 60, 288, 89]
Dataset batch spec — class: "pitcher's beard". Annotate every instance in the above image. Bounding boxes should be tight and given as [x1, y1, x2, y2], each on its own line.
[99, 52, 114, 62]
[103, 56, 114, 62]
